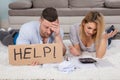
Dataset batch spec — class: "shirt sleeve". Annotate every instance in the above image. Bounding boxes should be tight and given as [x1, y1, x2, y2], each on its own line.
[16, 24, 31, 44]
[69, 24, 80, 45]
[60, 28, 64, 39]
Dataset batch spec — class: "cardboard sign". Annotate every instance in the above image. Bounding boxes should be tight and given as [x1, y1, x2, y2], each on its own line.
[8, 43, 63, 65]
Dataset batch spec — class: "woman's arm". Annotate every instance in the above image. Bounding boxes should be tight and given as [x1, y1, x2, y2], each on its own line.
[69, 24, 81, 56]
[96, 30, 118, 58]
[69, 44, 81, 56]
[96, 38, 107, 58]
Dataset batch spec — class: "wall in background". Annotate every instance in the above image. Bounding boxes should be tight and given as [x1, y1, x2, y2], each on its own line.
[0, 0, 16, 29]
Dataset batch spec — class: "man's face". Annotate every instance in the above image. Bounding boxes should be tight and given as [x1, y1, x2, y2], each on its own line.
[40, 18, 58, 38]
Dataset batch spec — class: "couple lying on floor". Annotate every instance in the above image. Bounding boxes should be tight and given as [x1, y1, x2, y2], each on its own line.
[0, 7, 118, 61]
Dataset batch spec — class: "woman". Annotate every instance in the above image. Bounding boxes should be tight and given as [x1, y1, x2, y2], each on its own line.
[69, 11, 118, 58]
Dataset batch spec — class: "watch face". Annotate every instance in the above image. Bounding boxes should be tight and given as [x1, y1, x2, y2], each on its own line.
[79, 58, 97, 64]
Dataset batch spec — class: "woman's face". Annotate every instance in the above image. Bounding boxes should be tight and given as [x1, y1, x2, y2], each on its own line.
[83, 22, 97, 37]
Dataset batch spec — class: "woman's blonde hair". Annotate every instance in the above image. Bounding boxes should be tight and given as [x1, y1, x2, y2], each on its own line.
[80, 11, 105, 42]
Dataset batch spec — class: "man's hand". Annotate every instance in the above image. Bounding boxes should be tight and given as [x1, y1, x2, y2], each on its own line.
[50, 22, 60, 36]
[31, 61, 39, 66]
[50, 22, 66, 55]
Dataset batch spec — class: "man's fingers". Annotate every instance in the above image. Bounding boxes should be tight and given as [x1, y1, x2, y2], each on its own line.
[51, 22, 59, 28]
[31, 61, 39, 66]
[52, 22, 59, 26]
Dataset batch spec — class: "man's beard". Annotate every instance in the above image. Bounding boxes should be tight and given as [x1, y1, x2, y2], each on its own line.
[42, 32, 52, 38]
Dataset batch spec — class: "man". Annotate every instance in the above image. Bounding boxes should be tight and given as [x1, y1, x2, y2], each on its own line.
[16, 7, 66, 56]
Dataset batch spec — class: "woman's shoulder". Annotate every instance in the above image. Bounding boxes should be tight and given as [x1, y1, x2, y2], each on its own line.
[70, 23, 80, 31]
[71, 23, 80, 28]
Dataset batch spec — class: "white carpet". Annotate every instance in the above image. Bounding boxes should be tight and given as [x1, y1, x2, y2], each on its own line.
[0, 40, 120, 80]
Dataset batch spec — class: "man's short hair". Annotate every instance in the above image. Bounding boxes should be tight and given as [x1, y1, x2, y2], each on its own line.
[41, 7, 58, 22]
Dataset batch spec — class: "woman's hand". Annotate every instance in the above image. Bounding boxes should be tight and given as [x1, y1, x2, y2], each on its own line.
[69, 45, 80, 56]
[103, 29, 118, 40]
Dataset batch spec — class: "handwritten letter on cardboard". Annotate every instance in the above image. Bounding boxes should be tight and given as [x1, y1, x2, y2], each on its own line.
[8, 43, 63, 65]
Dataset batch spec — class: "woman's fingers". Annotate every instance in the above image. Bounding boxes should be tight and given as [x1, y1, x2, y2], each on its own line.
[68, 45, 80, 56]
[68, 45, 73, 49]
[108, 29, 118, 38]
[103, 29, 118, 39]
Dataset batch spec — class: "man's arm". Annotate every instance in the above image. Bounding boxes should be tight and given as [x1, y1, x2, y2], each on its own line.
[54, 35, 66, 55]
[16, 24, 31, 44]
[51, 22, 66, 55]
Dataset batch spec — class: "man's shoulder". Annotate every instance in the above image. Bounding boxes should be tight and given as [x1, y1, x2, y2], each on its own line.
[20, 21, 40, 30]
[19, 21, 40, 35]
[22, 21, 39, 27]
